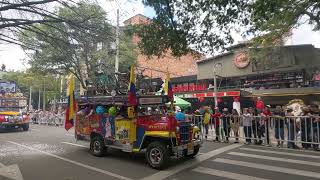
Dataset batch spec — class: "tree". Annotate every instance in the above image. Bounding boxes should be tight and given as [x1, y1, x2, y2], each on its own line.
[2, 71, 60, 109]
[136, 0, 320, 57]
[19, 2, 137, 90]
[0, 0, 80, 46]
[1, 64, 6, 71]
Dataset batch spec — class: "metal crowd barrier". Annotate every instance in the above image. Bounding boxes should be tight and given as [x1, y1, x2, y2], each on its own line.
[184, 114, 320, 149]
[30, 112, 64, 126]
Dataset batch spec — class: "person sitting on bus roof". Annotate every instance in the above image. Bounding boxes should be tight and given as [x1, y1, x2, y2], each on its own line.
[175, 106, 185, 121]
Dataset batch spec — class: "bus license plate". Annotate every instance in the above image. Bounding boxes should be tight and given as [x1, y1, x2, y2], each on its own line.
[187, 143, 194, 155]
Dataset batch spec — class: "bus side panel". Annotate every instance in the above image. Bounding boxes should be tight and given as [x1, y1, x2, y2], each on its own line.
[76, 114, 101, 136]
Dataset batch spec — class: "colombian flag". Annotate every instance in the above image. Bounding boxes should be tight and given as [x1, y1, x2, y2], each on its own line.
[164, 71, 173, 101]
[128, 65, 137, 106]
[65, 74, 76, 131]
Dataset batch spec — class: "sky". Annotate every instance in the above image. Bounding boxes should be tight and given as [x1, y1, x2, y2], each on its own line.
[0, 1, 319, 71]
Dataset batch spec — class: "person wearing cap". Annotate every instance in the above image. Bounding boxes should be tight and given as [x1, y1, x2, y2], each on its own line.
[203, 107, 211, 139]
[300, 106, 312, 149]
[286, 108, 297, 148]
[230, 109, 240, 143]
[243, 108, 253, 144]
[260, 106, 272, 145]
[255, 97, 265, 114]
[212, 108, 222, 142]
[175, 106, 186, 121]
[273, 106, 285, 147]
[221, 108, 231, 142]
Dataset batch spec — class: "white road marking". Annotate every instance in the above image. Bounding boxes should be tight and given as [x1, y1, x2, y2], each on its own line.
[0, 164, 24, 180]
[61, 142, 87, 148]
[7, 141, 133, 180]
[65, 134, 74, 137]
[193, 166, 269, 180]
[240, 147, 320, 159]
[228, 152, 320, 167]
[213, 158, 320, 179]
[140, 144, 242, 180]
[31, 129, 40, 131]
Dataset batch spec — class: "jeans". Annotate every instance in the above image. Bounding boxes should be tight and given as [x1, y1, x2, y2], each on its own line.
[275, 127, 284, 142]
[244, 126, 252, 143]
[109, 116, 115, 137]
[223, 122, 231, 141]
[312, 123, 320, 149]
[204, 124, 209, 138]
[215, 125, 220, 141]
[287, 122, 296, 148]
[301, 120, 312, 148]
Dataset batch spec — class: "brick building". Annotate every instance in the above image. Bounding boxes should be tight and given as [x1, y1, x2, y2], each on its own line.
[123, 14, 200, 78]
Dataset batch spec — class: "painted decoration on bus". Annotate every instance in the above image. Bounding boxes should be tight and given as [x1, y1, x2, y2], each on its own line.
[0, 82, 16, 93]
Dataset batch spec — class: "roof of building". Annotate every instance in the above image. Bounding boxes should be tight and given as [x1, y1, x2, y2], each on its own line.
[123, 14, 151, 25]
[197, 44, 317, 64]
[196, 51, 233, 64]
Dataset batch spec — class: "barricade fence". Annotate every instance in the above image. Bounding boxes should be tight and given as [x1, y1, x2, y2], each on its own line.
[30, 112, 64, 126]
[185, 114, 320, 149]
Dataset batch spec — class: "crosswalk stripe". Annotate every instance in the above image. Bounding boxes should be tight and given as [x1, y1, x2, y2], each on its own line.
[213, 158, 320, 179]
[228, 152, 320, 167]
[193, 167, 269, 180]
[240, 148, 320, 159]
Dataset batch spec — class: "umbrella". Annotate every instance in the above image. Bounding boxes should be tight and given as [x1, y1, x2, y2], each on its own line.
[166, 96, 191, 109]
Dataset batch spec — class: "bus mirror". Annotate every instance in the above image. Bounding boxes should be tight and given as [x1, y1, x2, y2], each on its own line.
[127, 107, 135, 118]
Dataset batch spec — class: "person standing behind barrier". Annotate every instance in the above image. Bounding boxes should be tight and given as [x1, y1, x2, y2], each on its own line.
[203, 108, 211, 140]
[250, 107, 260, 144]
[310, 104, 320, 151]
[300, 106, 312, 149]
[212, 108, 222, 142]
[261, 106, 272, 145]
[274, 106, 285, 147]
[255, 97, 265, 114]
[243, 108, 253, 144]
[286, 109, 298, 149]
[221, 108, 231, 142]
[230, 109, 240, 143]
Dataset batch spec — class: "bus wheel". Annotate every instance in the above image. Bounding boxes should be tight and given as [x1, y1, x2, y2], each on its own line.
[185, 145, 200, 158]
[146, 142, 170, 170]
[90, 136, 107, 157]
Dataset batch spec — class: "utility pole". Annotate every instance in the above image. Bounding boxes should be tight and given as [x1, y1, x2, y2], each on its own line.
[213, 71, 218, 108]
[38, 89, 41, 110]
[213, 63, 222, 108]
[29, 86, 32, 111]
[43, 78, 45, 111]
[115, 9, 120, 74]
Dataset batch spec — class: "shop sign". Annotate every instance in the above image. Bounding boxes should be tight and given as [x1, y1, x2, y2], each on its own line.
[234, 52, 250, 69]
[192, 91, 240, 98]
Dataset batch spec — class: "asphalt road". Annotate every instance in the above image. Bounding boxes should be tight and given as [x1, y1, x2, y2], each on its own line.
[0, 124, 320, 180]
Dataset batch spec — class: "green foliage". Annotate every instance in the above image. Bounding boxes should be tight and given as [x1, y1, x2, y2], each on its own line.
[19, 1, 137, 89]
[2, 71, 60, 108]
[137, 0, 320, 57]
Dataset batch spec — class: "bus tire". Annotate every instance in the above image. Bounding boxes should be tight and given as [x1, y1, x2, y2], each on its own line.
[146, 141, 170, 170]
[90, 136, 107, 157]
[185, 145, 200, 158]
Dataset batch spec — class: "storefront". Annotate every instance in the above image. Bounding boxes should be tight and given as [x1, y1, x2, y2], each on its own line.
[197, 43, 320, 106]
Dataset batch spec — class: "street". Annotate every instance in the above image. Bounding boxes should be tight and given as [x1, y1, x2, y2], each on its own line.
[0, 125, 319, 180]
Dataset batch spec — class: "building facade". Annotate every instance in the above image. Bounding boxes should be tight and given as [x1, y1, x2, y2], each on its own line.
[123, 14, 200, 79]
[172, 43, 320, 107]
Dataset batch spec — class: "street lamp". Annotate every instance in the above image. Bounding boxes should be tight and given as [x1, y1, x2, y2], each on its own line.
[213, 63, 222, 108]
